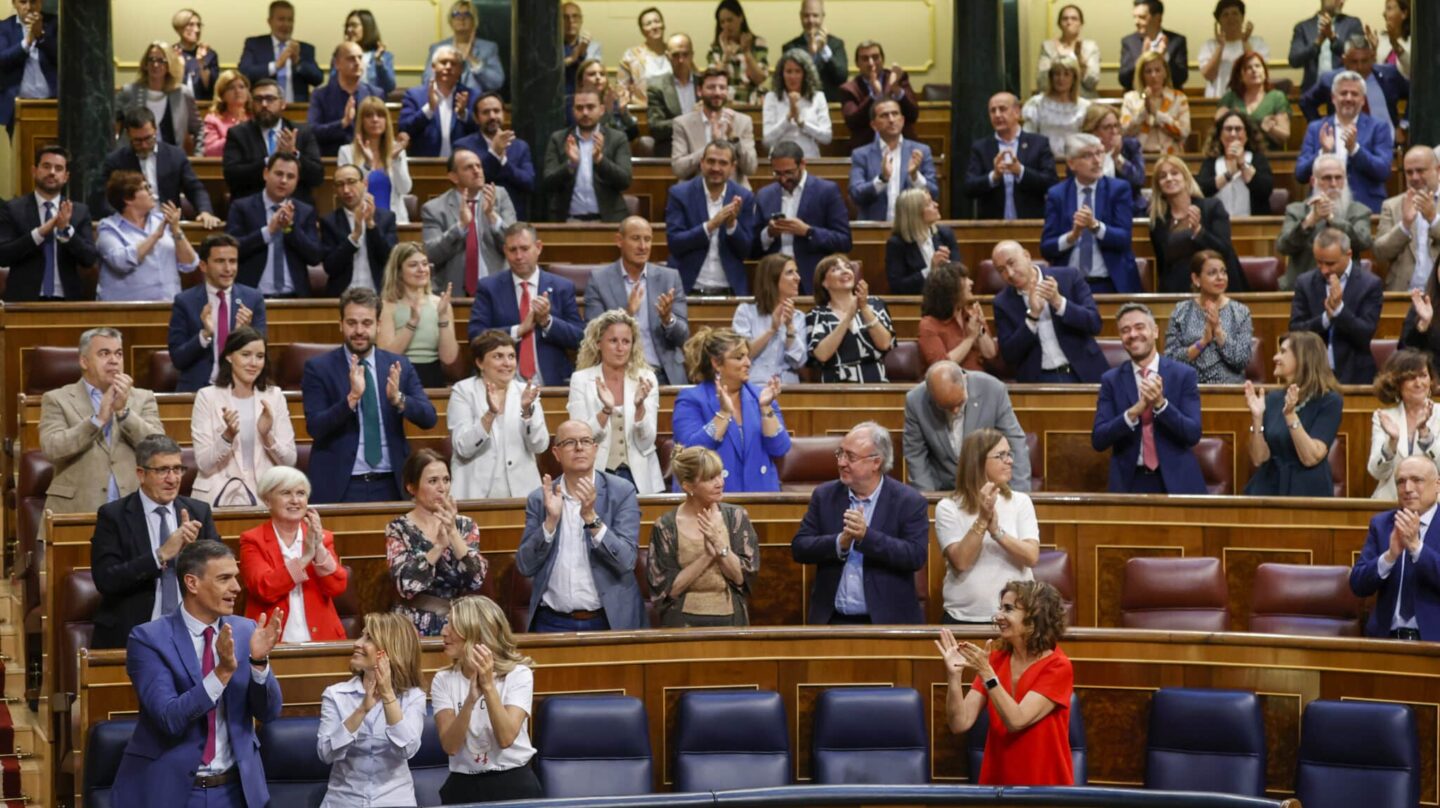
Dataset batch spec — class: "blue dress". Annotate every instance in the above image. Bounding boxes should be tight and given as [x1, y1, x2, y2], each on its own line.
[671, 382, 791, 493]
[1243, 390, 1342, 497]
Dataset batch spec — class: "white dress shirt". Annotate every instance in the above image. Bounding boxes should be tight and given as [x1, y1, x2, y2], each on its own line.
[138, 489, 179, 620]
[430, 666, 536, 773]
[317, 680, 426, 807]
[539, 474, 607, 613]
[761, 91, 832, 157]
[180, 603, 272, 775]
[697, 186, 734, 289]
[17, 17, 49, 99]
[674, 76, 696, 114]
[1021, 269, 1072, 371]
[1213, 152, 1255, 217]
[273, 523, 312, 643]
[759, 172, 807, 256]
[1376, 502, 1434, 630]
[423, 92, 456, 157]
[935, 492, 1039, 621]
[1402, 194, 1440, 292]
[344, 208, 374, 290]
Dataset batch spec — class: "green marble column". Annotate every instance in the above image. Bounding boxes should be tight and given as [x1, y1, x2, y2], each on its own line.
[1410, 0, 1439, 147]
[473, 0, 512, 100]
[510, 0, 563, 223]
[951, 0, 1006, 219]
[57, 0, 111, 208]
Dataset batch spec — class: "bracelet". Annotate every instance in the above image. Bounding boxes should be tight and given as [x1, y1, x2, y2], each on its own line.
[1289, 419, 1302, 430]
[761, 408, 776, 418]
[249, 656, 269, 667]
[860, 318, 880, 329]
[1191, 340, 1203, 353]
[714, 411, 732, 423]
[404, 322, 417, 331]
[438, 320, 451, 328]
[383, 697, 398, 706]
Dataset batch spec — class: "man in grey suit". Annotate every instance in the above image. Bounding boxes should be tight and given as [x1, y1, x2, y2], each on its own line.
[903, 361, 1031, 493]
[1275, 154, 1374, 290]
[646, 33, 700, 158]
[584, 216, 690, 384]
[1289, 0, 1363, 93]
[421, 147, 515, 296]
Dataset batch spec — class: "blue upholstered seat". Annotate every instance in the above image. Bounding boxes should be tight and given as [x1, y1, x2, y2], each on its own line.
[673, 690, 790, 792]
[1145, 688, 1265, 796]
[536, 695, 653, 797]
[259, 715, 330, 808]
[411, 710, 449, 808]
[83, 718, 136, 808]
[1295, 700, 1419, 808]
[811, 687, 928, 785]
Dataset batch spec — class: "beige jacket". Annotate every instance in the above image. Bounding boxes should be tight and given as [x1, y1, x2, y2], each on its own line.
[670, 108, 758, 188]
[38, 380, 163, 514]
[1374, 192, 1440, 291]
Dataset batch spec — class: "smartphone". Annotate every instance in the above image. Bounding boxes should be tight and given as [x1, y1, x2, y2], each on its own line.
[769, 212, 786, 221]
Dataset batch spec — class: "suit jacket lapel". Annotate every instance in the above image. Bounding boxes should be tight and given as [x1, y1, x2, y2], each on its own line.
[167, 602, 204, 686]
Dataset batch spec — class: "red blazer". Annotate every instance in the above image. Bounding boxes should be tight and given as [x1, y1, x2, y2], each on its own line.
[239, 522, 349, 641]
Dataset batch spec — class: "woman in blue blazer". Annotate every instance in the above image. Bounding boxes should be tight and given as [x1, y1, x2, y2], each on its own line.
[672, 327, 791, 493]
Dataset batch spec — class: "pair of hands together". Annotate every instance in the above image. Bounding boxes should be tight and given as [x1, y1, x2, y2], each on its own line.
[348, 354, 406, 408]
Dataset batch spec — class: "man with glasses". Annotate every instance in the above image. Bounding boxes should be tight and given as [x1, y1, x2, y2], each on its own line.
[320, 164, 398, 295]
[424, 2, 504, 94]
[1375, 146, 1440, 292]
[1351, 455, 1440, 641]
[89, 433, 221, 648]
[517, 419, 643, 632]
[1040, 133, 1139, 294]
[98, 106, 218, 226]
[903, 360, 1031, 493]
[646, 33, 701, 158]
[961, 92, 1056, 221]
[238, 0, 322, 102]
[752, 140, 850, 292]
[792, 421, 929, 625]
[39, 327, 164, 514]
[222, 77, 325, 205]
[1091, 303, 1205, 494]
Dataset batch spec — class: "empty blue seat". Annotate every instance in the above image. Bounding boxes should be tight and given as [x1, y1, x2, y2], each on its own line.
[674, 690, 790, 792]
[811, 687, 928, 785]
[83, 719, 136, 808]
[411, 710, 450, 808]
[259, 715, 330, 807]
[1145, 688, 1265, 796]
[1296, 700, 1419, 808]
[965, 691, 1087, 784]
[536, 695, 653, 797]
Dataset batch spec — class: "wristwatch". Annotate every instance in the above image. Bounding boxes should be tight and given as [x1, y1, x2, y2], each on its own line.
[983, 676, 1000, 691]
[583, 516, 603, 531]
[719, 546, 729, 557]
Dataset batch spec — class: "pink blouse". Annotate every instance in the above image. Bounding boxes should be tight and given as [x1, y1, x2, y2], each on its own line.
[202, 113, 247, 158]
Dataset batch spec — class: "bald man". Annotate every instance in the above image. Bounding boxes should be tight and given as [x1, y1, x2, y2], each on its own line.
[646, 33, 701, 157]
[903, 360, 1030, 492]
[990, 240, 1107, 383]
[961, 92, 1056, 220]
[584, 216, 690, 384]
[1351, 455, 1440, 640]
[307, 41, 384, 156]
[1375, 146, 1440, 291]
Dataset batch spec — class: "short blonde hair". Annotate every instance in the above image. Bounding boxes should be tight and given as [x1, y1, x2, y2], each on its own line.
[210, 70, 250, 117]
[257, 465, 311, 502]
[171, 8, 200, 37]
[671, 445, 724, 487]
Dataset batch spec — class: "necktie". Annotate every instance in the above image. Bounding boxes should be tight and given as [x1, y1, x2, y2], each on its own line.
[1078, 186, 1095, 274]
[40, 200, 55, 297]
[464, 200, 481, 295]
[216, 289, 229, 358]
[1001, 144, 1017, 221]
[362, 359, 383, 466]
[265, 128, 277, 156]
[200, 625, 217, 765]
[275, 42, 290, 100]
[269, 205, 288, 294]
[518, 281, 538, 379]
[156, 506, 180, 614]
[1139, 368, 1159, 471]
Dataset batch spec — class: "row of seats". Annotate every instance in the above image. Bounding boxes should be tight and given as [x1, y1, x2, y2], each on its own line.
[82, 689, 1418, 807]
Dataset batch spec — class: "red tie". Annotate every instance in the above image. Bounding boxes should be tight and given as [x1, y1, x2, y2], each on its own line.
[519, 281, 537, 379]
[201, 626, 217, 765]
[464, 200, 480, 296]
[1140, 368, 1159, 471]
[216, 289, 229, 361]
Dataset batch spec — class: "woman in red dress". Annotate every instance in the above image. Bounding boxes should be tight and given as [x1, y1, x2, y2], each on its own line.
[937, 580, 1073, 785]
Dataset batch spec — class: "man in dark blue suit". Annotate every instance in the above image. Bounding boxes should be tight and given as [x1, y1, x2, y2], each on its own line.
[665, 140, 756, 295]
[1351, 455, 1440, 641]
[991, 240, 1108, 383]
[226, 153, 323, 298]
[1300, 38, 1408, 131]
[398, 46, 477, 159]
[303, 288, 437, 503]
[1295, 70, 1395, 213]
[111, 540, 283, 808]
[0, 0, 54, 134]
[169, 235, 268, 393]
[307, 42, 384, 157]
[222, 78, 325, 205]
[454, 92, 537, 220]
[1091, 303, 1205, 494]
[0, 145, 98, 302]
[237, 0, 323, 103]
[1289, 228, 1383, 385]
[99, 107, 218, 226]
[792, 421, 929, 625]
[1289, 1, 1364, 94]
[320, 165, 398, 296]
[849, 99, 938, 222]
[466, 222, 585, 385]
[751, 141, 851, 294]
[961, 92, 1057, 220]
[1040, 133, 1139, 294]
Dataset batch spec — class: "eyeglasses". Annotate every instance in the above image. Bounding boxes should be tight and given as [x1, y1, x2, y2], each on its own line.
[450, 10, 473, 18]
[555, 437, 598, 450]
[834, 449, 879, 463]
[252, 94, 282, 104]
[143, 465, 188, 477]
[988, 451, 1015, 462]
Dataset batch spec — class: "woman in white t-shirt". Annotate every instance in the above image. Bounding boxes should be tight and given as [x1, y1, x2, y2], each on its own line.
[1198, 0, 1267, 99]
[432, 595, 540, 802]
[934, 428, 1041, 624]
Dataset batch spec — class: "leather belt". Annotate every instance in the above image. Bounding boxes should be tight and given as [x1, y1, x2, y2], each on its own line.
[195, 768, 238, 788]
[1391, 628, 1422, 641]
[542, 604, 605, 620]
[351, 471, 390, 482]
[1041, 364, 1073, 374]
[406, 593, 453, 617]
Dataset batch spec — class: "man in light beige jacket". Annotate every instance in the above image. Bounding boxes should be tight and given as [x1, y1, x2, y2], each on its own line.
[671, 67, 758, 188]
[1375, 145, 1440, 292]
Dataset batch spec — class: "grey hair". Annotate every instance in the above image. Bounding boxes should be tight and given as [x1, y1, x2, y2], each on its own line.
[1330, 69, 1365, 95]
[1115, 301, 1156, 326]
[257, 465, 311, 502]
[1065, 132, 1102, 157]
[925, 359, 965, 387]
[177, 539, 233, 589]
[431, 45, 462, 66]
[853, 420, 894, 475]
[136, 434, 182, 468]
[79, 327, 123, 353]
[1313, 153, 1346, 176]
[1342, 34, 1372, 54]
[1314, 228, 1352, 253]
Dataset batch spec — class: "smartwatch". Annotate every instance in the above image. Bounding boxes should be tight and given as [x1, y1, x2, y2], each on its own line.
[984, 676, 1000, 691]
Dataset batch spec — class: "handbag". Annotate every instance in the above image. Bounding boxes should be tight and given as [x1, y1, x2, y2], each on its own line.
[213, 476, 258, 508]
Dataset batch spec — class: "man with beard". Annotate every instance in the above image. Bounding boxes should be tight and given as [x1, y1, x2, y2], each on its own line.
[1277, 153, 1374, 289]
[453, 92, 536, 219]
[665, 140, 755, 296]
[320, 164, 399, 296]
[646, 33, 700, 158]
[0, 145, 98, 301]
[302, 287, 437, 503]
[670, 67, 757, 186]
[751, 140, 850, 292]
[849, 99, 938, 222]
[225, 152, 324, 298]
[221, 77, 324, 204]
[307, 41, 384, 157]
[1376, 146, 1440, 292]
[541, 88, 632, 222]
[781, 0, 847, 102]
[1091, 303, 1204, 494]
[421, 147, 515, 296]
[1295, 70, 1393, 213]
[399, 45, 476, 159]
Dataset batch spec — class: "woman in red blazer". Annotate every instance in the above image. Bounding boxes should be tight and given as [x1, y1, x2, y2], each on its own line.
[239, 465, 349, 642]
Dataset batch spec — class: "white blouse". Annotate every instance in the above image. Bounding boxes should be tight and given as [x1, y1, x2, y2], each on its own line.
[431, 665, 535, 774]
[935, 491, 1039, 622]
[1211, 151, 1255, 217]
[274, 523, 312, 644]
[761, 91, 832, 158]
[1021, 94, 1090, 158]
[317, 681, 426, 807]
[1198, 36, 1269, 99]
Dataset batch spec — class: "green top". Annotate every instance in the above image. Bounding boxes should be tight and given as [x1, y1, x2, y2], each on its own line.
[391, 298, 441, 364]
[1217, 89, 1292, 146]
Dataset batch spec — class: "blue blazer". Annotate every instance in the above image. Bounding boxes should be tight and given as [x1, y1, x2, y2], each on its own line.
[466, 269, 584, 385]
[398, 85, 479, 158]
[1091, 356, 1205, 494]
[1301, 65, 1408, 126]
[791, 477, 929, 625]
[320, 206, 398, 297]
[301, 347, 437, 503]
[849, 139, 939, 221]
[665, 176, 756, 294]
[750, 174, 852, 294]
[1289, 265, 1384, 385]
[98, 142, 213, 217]
[671, 382, 791, 493]
[1351, 509, 1440, 640]
[0, 13, 55, 128]
[1296, 114, 1394, 213]
[237, 36, 323, 101]
[452, 132, 537, 220]
[224, 192, 324, 295]
[1040, 177, 1140, 293]
[167, 283, 269, 393]
[307, 79, 385, 156]
[328, 48, 395, 96]
[960, 131, 1057, 220]
[112, 609, 282, 808]
[515, 471, 644, 630]
[993, 265, 1108, 383]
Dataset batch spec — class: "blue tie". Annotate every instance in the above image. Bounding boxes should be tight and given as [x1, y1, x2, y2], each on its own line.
[89, 386, 119, 502]
[1001, 144, 1017, 220]
[275, 42, 290, 100]
[270, 205, 289, 294]
[40, 200, 55, 297]
[265, 128, 277, 156]
[156, 506, 180, 615]
[1078, 186, 1095, 275]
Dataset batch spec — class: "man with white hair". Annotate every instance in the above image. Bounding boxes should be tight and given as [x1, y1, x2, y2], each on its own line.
[1295, 68, 1394, 213]
[1040, 132, 1138, 294]
[791, 421, 929, 625]
[398, 45, 477, 158]
[1276, 152, 1374, 289]
[1351, 454, 1440, 641]
[1375, 145, 1440, 291]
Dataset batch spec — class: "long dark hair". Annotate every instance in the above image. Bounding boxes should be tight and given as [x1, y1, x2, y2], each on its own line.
[213, 326, 270, 391]
[711, 0, 754, 51]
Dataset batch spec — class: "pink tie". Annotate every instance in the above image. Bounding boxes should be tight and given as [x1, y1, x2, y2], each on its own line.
[518, 281, 537, 379]
[216, 289, 229, 360]
[201, 626, 217, 765]
[1140, 368, 1159, 471]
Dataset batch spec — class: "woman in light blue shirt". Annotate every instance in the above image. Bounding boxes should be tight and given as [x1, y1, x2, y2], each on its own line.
[95, 170, 197, 301]
[424, 0, 505, 93]
[317, 611, 427, 807]
[731, 255, 807, 384]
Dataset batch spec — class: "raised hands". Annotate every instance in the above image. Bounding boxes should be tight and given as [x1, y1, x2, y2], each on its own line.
[235, 301, 255, 329]
[220, 405, 241, 442]
[386, 361, 403, 407]
[485, 379, 506, 414]
[716, 383, 737, 417]
[1378, 410, 1400, 442]
[932, 245, 952, 270]
[342, 94, 356, 128]
[934, 628, 968, 678]
[1409, 289, 1432, 331]
[907, 148, 923, 178]
[347, 352, 367, 406]
[565, 133, 581, 168]
[839, 506, 867, 551]
[251, 608, 284, 659]
[1318, 122, 1336, 153]
[1324, 274, 1344, 316]
[656, 289, 676, 323]
[541, 474, 564, 525]
[1282, 383, 1300, 416]
[955, 638, 996, 680]
[633, 375, 654, 413]
[758, 375, 781, 409]
[200, 301, 216, 339]
[1243, 380, 1266, 419]
[595, 376, 618, 412]
[159, 507, 201, 562]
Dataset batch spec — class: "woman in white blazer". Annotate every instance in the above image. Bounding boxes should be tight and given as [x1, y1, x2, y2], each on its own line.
[566, 309, 663, 494]
[1368, 349, 1440, 499]
[190, 327, 297, 507]
[449, 330, 549, 499]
